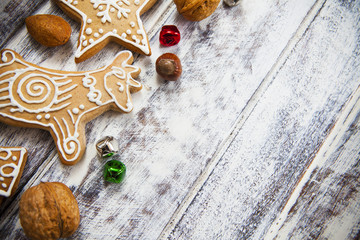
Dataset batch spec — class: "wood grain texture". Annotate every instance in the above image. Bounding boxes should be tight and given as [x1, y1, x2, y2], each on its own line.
[0, 0, 48, 48]
[268, 85, 360, 239]
[0, 0, 359, 239]
[166, 0, 360, 239]
[0, 0, 317, 238]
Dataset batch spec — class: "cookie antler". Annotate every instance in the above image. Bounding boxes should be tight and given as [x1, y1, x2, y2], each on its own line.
[104, 51, 142, 112]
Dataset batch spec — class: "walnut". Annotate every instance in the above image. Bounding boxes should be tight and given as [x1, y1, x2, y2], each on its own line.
[173, 0, 221, 21]
[19, 182, 80, 240]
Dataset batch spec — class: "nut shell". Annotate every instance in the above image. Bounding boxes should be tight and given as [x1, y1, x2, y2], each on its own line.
[156, 53, 182, 81]
[25, 14, 72, 47]
[19, 182, 80, 240]
[173, 0, 221, 21]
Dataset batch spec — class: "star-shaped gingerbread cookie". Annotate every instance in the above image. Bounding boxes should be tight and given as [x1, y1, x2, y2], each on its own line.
[56, 0, 158, 63]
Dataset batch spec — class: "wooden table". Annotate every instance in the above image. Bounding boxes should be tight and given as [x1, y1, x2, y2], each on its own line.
[1, 0, 359, 239]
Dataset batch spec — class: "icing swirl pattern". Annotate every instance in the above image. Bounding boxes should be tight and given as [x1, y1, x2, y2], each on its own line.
[0, 49, 141, 165]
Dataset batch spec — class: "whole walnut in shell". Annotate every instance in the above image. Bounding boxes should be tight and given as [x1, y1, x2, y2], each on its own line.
[19, 182, 80, 240]
[173, 0, 221, 21]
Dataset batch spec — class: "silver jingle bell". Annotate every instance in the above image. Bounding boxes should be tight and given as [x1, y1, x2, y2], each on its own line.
[96, 136, 117, 158]
[224, 0, 241, 7]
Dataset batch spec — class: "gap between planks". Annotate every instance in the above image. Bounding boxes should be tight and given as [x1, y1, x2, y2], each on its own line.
[264, 83, 360, 239]
[158, 0, 328, 238]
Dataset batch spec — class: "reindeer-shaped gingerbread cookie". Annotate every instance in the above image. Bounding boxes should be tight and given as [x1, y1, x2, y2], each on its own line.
[0, 49, 141, 165]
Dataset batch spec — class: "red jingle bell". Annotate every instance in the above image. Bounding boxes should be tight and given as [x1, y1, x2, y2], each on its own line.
[159, 25, 181, 46]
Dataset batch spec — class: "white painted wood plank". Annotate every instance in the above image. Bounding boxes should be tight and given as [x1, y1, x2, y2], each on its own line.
[166, 0, 360, 239]
[160, 0, 329, 236]
[0, 0, 47, 48]
[267, 85, 360, 239]
[0, 0, 320, 239]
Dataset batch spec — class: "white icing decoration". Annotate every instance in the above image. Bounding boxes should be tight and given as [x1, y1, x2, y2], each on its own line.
[37, 115, 42, 120]
[21, 78, 50, 103]
[83, 40, 88, 47]
[130, 21, 135, 27]
[6, 72, 75, 114]
[81, 35, 86, 40]
[67, 109, 75, 124]
[12, 156, 17, 161]
[0, 147, 27, 197]
[86, 28, 92, 35]
[74, 1, 78, 4]
[72, 108, 79, 114]
[117, 82, 124, 92]
[121, 33, 127, 39]
[79, 104, 85, 109]
[113, 29, 117, 34]
[87, 18, 92, 24]
[94, 33, 100, 38]
[126, 29, 131, 35]
[59, 0, 152, 58]
[82, 74, 103, 105]
[132, 35, 137, 40]
[90, 0, 131, 23]
[0, 50, 141, 162]
[89, 39, 94, 44]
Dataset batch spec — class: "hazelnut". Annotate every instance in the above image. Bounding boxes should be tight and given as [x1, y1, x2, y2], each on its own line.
[19, 182, 80, 240]
[156, 53, 182, 81]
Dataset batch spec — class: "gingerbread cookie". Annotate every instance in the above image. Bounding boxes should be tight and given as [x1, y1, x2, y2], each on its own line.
[56, 0, 158, 63]
[0, 147, 28, 203]
[0, 49, 141, 165]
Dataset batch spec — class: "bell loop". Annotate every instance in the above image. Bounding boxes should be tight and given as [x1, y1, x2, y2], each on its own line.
[96, 136, 117, 157]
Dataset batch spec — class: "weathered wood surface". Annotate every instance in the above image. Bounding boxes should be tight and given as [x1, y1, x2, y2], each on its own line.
[269, 85, 360, 240]
[165, 0, 360, 239]
[0, 0, 359, 239]
[0, 0, 48, 49]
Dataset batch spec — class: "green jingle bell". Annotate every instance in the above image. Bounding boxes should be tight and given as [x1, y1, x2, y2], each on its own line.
[96, 136, 126, 184]
[103, 159, 126, 183]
